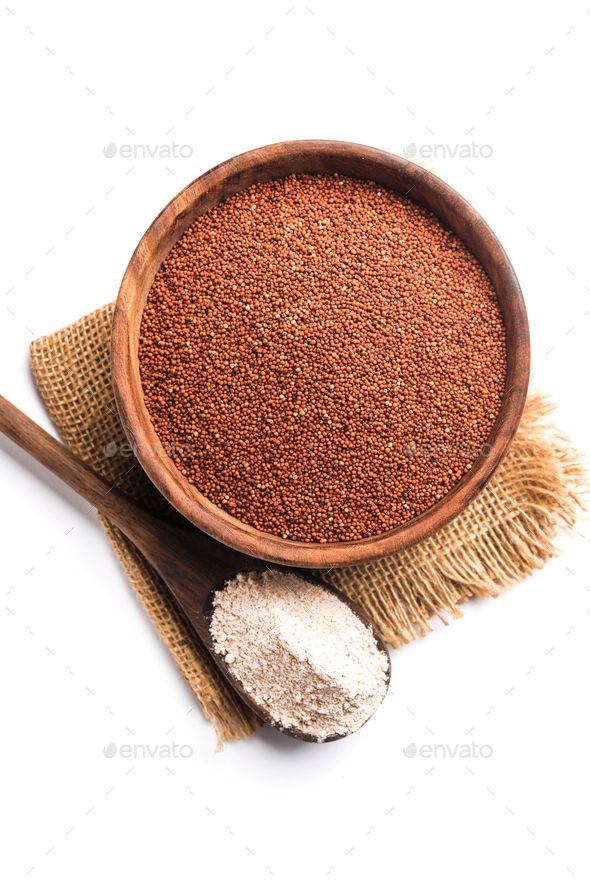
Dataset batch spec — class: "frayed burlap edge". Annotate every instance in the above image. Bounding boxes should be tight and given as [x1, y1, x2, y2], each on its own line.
[100, 520, 257, 747]
[322, 394, 586, 647]
[29, 303, 585, 741]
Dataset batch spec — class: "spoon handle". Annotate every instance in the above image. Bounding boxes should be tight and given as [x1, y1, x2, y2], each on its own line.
[0, 394, 257, 615]
[0, 393, 165, 547]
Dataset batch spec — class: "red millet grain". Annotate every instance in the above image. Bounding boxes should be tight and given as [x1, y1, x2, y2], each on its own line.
[139, 173, 507, 543]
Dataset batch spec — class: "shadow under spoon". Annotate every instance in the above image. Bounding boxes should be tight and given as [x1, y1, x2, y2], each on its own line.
[0, 394, 391, 742]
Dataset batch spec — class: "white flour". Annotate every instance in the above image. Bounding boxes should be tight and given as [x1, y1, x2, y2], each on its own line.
[209, 570, 389, 741]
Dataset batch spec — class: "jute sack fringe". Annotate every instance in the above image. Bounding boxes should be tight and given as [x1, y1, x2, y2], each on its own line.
[29, 303, 585, 743]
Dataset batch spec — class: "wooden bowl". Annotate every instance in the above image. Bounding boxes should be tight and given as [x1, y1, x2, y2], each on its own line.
[112, 140, 530, 569]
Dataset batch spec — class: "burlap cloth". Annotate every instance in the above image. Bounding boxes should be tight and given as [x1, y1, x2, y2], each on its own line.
[29, 304, 584, 742]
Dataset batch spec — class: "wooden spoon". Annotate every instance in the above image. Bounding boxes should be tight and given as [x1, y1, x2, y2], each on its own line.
[0, 394, 391, 742]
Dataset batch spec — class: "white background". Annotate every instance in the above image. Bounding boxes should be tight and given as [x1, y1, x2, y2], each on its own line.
[1, 1, 589, 881]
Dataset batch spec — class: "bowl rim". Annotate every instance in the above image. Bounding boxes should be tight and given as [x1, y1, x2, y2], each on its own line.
[112, 139, 530, 568]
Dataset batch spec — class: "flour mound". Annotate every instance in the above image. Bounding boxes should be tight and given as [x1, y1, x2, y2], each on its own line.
[210, 570, 389, 741]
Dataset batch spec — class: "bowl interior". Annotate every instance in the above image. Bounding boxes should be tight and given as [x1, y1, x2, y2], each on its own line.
[112, 140, 530, 568]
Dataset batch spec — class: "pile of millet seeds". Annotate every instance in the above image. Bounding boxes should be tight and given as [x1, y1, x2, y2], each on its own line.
[139, 173, 506, 543]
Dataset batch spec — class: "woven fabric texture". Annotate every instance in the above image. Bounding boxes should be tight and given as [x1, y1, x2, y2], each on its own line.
[29, 303, 584, 742]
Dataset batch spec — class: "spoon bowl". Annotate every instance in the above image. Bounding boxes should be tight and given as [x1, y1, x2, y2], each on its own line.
[202, 568, 391, 742]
